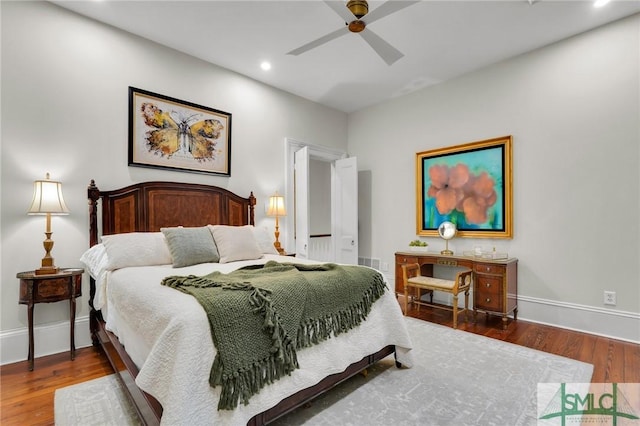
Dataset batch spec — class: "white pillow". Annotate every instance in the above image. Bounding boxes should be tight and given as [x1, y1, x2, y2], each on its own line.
[101, 232, 172, 270]
[208, 225, 263, 264]
[252, 226, 279, 255]
[79, 243, 111, 310]
[80, 243, 109, 280]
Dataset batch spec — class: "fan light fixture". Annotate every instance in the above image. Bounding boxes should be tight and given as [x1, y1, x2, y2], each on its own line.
[347, 0, 368, 19]
[287, 0, 419, 66]
[347, 0, 368, 33]
[28, 173, 70, 275]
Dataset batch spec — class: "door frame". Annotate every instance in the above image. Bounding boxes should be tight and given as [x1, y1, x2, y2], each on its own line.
[283, 138, 347, 254]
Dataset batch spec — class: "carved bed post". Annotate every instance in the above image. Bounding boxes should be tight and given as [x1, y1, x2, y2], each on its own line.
[249, 191, 256, 226]
[88, 179, 100, 248]
[87, 180, 101, 345]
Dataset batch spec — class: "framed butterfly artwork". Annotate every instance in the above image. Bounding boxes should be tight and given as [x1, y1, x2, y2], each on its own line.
[128, 87, 232, 176]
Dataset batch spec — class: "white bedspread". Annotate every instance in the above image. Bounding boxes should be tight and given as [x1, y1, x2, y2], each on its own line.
[105, 255, 413, 425]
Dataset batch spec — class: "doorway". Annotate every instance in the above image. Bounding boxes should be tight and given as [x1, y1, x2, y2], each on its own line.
[283, 138, 358, 264]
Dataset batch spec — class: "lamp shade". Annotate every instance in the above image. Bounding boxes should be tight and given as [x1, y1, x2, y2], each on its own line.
[28, 173, 69, 215]
[266, 193, 286, 217]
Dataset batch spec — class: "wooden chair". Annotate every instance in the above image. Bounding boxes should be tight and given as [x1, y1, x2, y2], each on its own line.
[402, 263, 473, 329]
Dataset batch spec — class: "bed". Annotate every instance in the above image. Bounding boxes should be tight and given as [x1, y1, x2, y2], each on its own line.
[85, 180, 413, 425]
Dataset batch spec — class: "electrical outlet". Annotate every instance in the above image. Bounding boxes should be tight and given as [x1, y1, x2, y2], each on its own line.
[604, 291, 616, 306]
[381, 262, 389, 272]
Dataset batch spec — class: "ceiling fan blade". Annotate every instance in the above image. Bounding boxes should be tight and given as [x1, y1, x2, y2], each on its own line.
[324, 0, 356, 22]
[364, 0, 420, 25]
[359, 28, 404, 65]
[287, 26, 350, 56]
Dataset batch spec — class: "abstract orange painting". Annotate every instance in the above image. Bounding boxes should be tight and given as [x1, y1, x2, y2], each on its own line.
[416, 136, 513, 239]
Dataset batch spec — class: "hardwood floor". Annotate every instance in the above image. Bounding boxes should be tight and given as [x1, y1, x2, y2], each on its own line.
[1, 303, 638, 425]
[1, 347, 112, 426]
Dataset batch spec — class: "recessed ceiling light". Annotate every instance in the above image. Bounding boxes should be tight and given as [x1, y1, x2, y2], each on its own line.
[594, 0, 611, 8]
[260, 61, 271, 71]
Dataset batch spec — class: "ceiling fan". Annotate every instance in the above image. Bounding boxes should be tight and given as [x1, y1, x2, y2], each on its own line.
[287, 0, 419, 66]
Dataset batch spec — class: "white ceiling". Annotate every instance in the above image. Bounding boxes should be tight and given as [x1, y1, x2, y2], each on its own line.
[52, 0, 640, 113]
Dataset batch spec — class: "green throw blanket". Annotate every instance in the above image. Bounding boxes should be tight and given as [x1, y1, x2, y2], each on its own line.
[161, 261, 387, 410]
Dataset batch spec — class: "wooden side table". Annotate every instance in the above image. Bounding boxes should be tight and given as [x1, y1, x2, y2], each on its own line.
[17, 268, 84, 371]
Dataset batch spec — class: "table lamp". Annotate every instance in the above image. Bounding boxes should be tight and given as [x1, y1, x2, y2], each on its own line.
[28, 173, 69, 275]
[266, 192, 286, 255]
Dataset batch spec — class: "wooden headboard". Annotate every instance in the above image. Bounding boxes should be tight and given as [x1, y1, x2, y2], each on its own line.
[88, 180, 256, 247]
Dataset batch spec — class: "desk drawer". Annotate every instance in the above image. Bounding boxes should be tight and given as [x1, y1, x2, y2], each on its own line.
[36, 278, 70, 301]
[475, 295, 502, 312]
[475, 275, 503, 312]
[476, 276, 502, 296]
[474, 263, 504, 275]
[396, 255, 419, 265]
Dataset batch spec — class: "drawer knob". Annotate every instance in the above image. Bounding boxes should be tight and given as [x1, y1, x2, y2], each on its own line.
[486, 283, 491, 288]
[486, 298, 491, 303]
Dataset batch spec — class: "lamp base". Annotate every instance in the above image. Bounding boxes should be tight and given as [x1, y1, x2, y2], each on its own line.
[440, 249, 454, 256]
[35, 266, 59, 276]
[273, 223, 285, 255]
[36, 248, 58, 275]
[273, 240, 285, 255]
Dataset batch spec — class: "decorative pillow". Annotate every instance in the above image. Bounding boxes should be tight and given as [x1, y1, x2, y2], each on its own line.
[161, 226, 220, 268]
[208, 225, 263, 264]
[101, 232, 173, 270]
[252, 226, 279, 255]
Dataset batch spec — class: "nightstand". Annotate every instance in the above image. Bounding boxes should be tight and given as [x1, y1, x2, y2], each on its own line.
[17, 268, 84, 371]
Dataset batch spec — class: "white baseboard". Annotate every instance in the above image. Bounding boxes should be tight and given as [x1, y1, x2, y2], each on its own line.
[2, 295, 638, 365]
[1, 316, 93, 366]
[516, 295, 640, 344]
[400, 277, 640, 344]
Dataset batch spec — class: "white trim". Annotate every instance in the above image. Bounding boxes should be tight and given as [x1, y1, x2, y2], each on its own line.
[388, 275, 640, 344]
[283, 138, 346, 253]
[0, 316, 92, 366]
[517, 295, 640, 344]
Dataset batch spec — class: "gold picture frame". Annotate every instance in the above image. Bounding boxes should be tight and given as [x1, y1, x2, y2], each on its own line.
[416, 136, 513, 239]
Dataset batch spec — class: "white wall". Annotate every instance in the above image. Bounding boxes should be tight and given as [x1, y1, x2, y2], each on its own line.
[348, 14, 640, 341]
[0, 1, 347, 363]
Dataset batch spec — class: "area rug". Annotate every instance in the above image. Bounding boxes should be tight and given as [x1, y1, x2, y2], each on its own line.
[54, 374, 141, 426]
[54, 317, 593, 425]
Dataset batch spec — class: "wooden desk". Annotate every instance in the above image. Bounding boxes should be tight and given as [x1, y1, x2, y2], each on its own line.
[395, 252, 517, 329]
[17, 268, 84, 370]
